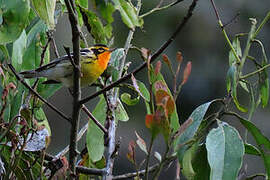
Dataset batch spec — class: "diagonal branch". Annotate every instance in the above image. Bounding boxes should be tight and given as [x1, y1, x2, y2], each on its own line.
[7, 64, 71, 122]
[80, 0, 199, 105]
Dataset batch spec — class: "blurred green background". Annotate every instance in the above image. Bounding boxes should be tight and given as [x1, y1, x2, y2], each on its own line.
[45, 0, 270, 178]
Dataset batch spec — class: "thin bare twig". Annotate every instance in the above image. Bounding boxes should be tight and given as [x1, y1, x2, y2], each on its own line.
[82, 105, 107, 134]
[7, 64, 71, 122]
[55, 122, 88, 158]
[80, 0, 199, 105]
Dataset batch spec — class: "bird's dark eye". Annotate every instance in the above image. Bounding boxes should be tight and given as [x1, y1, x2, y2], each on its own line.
[97, 48, 105, 53]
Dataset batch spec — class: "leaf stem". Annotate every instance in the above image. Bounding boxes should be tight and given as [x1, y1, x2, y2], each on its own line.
[145, 135, 154, 180]
[140, 0, 184, 18]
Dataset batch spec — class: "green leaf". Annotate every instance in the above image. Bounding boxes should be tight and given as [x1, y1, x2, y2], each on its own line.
[226, 64, 248, 112]
[110, 48, 125, 82]
[115, 99, 129, 122]
[79, 7, 107, 44]
[206, 122, 244, 180]
[192, 145, 210, 180]
[77, 0, 88, 8]
[244, 143, 261, 156]
[0, 0, 30, 44]
[11, 30, 27, 71]
[31, 0, 56, 29]
[240, 118, 270, 177]
[96, 1, 115, 24]
[0, 44, 9, 61]
[34, 107, 51, 136]
[113, 0, 143, 30]
[137, 81, 150, 102]
[9, 85, 23, 121]
[259, 42, 269, 108]
[229, 37, 242, 66]
[131, 75, 150, 102]
[121, 93, 140, 106]
[182, 142, 198, 180]
[86, 96, 106, 162]
[177, 101, 214, 163]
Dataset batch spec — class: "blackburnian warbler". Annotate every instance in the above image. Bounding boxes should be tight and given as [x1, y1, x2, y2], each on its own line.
[20, 44, 115, 87]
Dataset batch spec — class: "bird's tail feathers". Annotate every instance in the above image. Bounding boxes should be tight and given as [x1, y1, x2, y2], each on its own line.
[20, 70, 41, 79]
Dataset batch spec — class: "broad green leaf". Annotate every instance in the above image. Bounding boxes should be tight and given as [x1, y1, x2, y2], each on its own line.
[0, 44, 9, 62]
[77, 0, 88, 8]
[31, 0, 56, 29]
[182, 143, 198, 180]
[0, 0, 30, 44]
[131, 75, 150, 102]
[110, 48, 125, 82]
[113, 0, 143, 30]
[34, 107, 51, 136]
[121, 93, 140, 106]
[115, 99, 129, 122]
[177, 101, 214, 163]
[206, 123, 244, 180]
[239, 117, 270, 150]
[9, 85, 23, 122]
[86, 95, 128, 162]
[240, 116, 270, 176]
[229, 37, 241, 66]
[192, 145, 210, 180]
[226, 64, 248, 112]
[137, 80, 150, 102]
[86, 96, 106, 162]
[244, 143, 261, 156]
[79, 7, 108, 44]
[12, 30, 27, 71]
[96, 1, 115, 24]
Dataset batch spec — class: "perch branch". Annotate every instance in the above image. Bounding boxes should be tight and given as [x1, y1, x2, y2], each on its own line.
[64, 0, 81, 177]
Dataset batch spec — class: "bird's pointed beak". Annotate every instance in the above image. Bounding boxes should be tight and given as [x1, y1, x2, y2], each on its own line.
[108, 48, 117, 52]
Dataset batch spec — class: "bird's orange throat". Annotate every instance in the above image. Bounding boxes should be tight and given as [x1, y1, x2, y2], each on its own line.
[98, 51, 111, 71]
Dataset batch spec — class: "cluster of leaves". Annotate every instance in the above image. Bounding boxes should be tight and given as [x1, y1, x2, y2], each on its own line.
[123, 14, 270, 180]
[0, 0, 146, 178]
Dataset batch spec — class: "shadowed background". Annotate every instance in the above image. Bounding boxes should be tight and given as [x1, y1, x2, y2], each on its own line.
[45, 0, 270, 179]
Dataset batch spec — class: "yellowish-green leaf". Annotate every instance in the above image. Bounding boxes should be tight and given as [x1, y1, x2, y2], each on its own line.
[31, 0, 56, 29]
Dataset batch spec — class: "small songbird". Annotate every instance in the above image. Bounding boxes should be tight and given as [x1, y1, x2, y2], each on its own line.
[20, 44, 115, 87]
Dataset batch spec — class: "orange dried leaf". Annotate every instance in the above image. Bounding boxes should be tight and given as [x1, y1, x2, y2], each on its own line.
[155, 90, 175, 117]
[155, 61, 162, 75]
[176, 51, 183, 63]
[154, 80, 167, 92]
[145, 114, 154, 129]
[7, 82, 16, 90]
[162, 54, 171, 66]
[127, 140, 136, 164]
[181, 61, 192, 85]
[141, 47, 150, 61]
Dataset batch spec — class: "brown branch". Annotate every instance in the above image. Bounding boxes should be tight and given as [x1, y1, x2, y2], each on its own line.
[7, 64, 71, 122]
[103, 93, 117, 180]
[64, 0, 81, 177]
[112, 164, 159, 180]
[82, 105, 107, 134]
[80, 0, 199, 105]
[76, 166, 105, 176]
